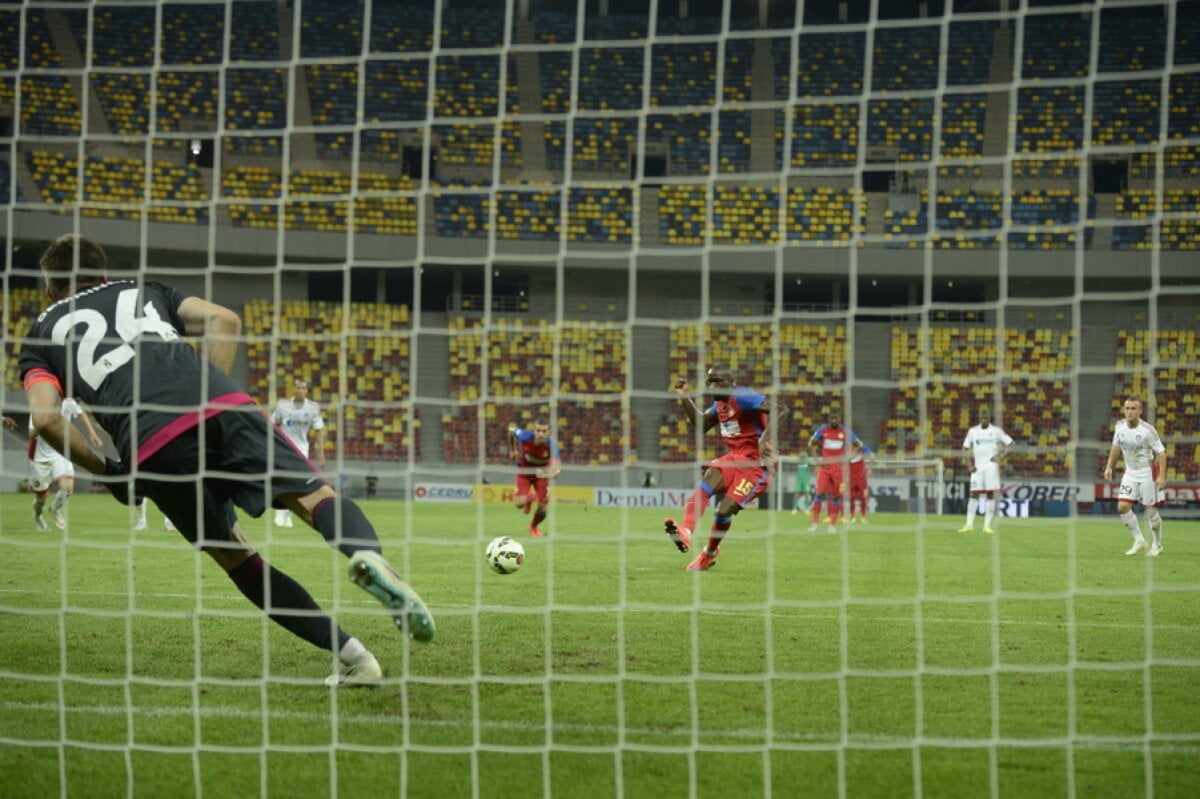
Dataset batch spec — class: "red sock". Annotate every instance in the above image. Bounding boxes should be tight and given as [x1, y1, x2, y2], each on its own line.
[706, 515, 733, 554]
[682, 486, 710, 532]
[810, 501, 822, 524]
[829, 503, 841, 524]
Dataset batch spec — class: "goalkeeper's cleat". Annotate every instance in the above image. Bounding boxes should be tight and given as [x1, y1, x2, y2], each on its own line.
[325, 650, 383, 688]
[273, 509, 287, 526]
[957, 525, 974, 533]
[33, 513, 49, 532]
[1147, 545, 1163, 557]
[348, 551, 436, 643]
[51, 509, 66, 531]
[664, 517, 691, 553]
[1124, 540, 1148, 556]
[685, 548, 719, 572]
[982, 526, 995, 534]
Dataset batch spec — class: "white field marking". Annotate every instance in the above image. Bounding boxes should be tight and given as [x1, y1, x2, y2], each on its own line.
[2, 699, 1199, 755]
[1, 588, 1198, 631]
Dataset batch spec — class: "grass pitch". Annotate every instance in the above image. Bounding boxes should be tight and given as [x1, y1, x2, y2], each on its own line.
[1, 493, 1198, 798]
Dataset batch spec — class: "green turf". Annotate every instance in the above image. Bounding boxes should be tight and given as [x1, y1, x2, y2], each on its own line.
[1, 494, 1198, 798]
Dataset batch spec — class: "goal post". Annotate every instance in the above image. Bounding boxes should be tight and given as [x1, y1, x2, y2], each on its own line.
[774, 455, 947, 516]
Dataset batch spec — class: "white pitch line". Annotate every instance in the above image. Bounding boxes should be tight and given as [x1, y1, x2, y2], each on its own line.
[1, 700, 1198, 755]
[1, 588, 1198, 631]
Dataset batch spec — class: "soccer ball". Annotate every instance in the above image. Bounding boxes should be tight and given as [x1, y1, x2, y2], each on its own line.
[485, 536, 525, 575]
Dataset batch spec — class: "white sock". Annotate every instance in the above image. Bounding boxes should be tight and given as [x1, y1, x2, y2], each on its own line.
[274, 509, 286, 524]
[51, 489, 70, 512]
[1120, 510, 1145, 543]
[339, 637, 367, 664]
[984, 499, 995, 528]
[137, 501, 148, 525]
[1147, 513, 1162, 547]
[965, 498, 978, 526]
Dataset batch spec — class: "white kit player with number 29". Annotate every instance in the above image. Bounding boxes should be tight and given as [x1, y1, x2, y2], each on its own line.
[959, 408, 1014, 534]
[270, 377, 326, 528]
[1103, 397, 1166, 557]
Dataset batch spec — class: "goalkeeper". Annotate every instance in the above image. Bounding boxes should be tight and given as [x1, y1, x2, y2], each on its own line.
[19, 234, 435, 687]
[790, 456, 812, 515]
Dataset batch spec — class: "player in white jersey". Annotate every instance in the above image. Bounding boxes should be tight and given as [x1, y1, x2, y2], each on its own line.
[1103, 397, 1166, 557]
[269, 377, 327, 527]
[958, 408, 1014, 534]
[28, 399, 103, 530]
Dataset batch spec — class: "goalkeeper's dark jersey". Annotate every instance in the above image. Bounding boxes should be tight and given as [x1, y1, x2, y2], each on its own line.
[18, 280, 251, 465]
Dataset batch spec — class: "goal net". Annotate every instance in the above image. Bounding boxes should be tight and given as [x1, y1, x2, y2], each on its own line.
[2, 0, 1199, 797]
[773, 456, 946, 517]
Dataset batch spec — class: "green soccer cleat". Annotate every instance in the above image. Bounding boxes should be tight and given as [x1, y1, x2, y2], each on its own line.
[349, 551, 436, 643]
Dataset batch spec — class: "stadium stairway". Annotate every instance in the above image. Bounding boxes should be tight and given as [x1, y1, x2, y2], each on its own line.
[415, 320, 450, 466]
[1079, 315, 1122, 470]
[981, 24, 1013, 164]
[44, 8, 108, 138]
[629, 323, 672, 465]
[749, 36, 777, 172]
[1091, 194, 1115, 249]
[851, 321, 893, 450]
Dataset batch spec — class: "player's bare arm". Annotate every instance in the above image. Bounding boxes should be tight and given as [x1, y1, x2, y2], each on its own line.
[1103, 444, 1120, 481]
[177, 296, 242, 375]
[312, 428, 327, 467]
[26, 382, 105, 474]
[76, 400, 105, 449]
[507, 423, 519, 461]
[1155, 450, 1166, 489]
[673, 379, 715, 431]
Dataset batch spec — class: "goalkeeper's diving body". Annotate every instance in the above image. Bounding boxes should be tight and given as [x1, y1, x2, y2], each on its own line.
[18, 234, 435, 687]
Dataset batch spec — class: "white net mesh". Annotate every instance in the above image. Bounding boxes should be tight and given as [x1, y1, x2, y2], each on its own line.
[2, 1, 1199, 796]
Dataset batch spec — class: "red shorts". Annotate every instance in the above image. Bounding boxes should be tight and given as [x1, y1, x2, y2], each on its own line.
[708, 454, 770, 507]
[515, 474, 549, 504]
[815, 466, 845, 496]
[849, 464, 868, 496]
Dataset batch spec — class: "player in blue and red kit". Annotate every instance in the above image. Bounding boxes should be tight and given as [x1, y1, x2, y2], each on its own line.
[664, 367, 775, 571]
[807, 410, 862, 533]
[508, 420, 561, 537]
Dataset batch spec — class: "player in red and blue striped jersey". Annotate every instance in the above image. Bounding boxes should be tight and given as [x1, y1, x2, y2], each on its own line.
[508, 420, 561, 537]
[664, 367, 775, 572]
[807, 410, 862, 533]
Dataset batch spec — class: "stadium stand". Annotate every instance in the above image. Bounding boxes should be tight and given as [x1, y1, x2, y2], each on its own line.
[1110, 329, 1200, 481]
[881, 327, 1075, 478]
[1113, 189, 1200, 251]
[243, 299, 418, 462]
[658, 323, 848, 464]
[443, 318, 634, 466]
